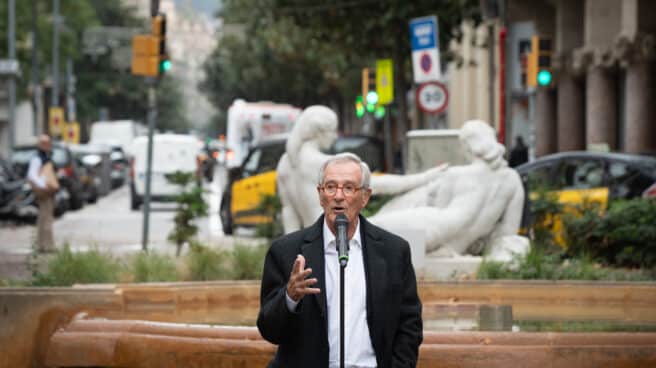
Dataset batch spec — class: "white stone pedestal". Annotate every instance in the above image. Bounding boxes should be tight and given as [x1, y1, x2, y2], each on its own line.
[420, 256, 483, 281]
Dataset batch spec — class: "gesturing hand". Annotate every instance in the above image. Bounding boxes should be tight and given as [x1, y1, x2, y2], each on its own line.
[287, 254, 320, 302]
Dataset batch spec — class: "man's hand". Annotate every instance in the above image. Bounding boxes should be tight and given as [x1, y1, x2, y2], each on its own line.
[286, 254, 320, 302]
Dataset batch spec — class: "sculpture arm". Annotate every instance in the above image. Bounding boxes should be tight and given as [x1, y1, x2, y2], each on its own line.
[371, 163, 447, 195]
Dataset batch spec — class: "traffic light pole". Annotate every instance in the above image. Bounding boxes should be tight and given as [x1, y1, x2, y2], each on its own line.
[383, 111, 393, 172]
[141, 77, 157, 252]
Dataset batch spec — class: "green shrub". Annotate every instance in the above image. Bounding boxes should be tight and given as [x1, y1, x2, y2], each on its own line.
[564, 198, 656, 268]
[131, 251, 178, 283]
[185, 243, 232, 281]
[526, 188, 563, 248]
[477, 244, 655, 281]
[167, 171, 209, 256]
[362, 195, 393, 218]
[231, 243, 267, 280]
[255, 194, 284, 239]
[32, 244, 122, 286]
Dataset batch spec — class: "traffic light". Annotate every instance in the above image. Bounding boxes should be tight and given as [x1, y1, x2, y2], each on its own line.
[365, 69, 377, 106]
[131, 35, 159, 76]
[355, 95, 365, 118]
[152, 14, 171, 73]
[527, 35, 553, 87]
[131, 13, 169, 77]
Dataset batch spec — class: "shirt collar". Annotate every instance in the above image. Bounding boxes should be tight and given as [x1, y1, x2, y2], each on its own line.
[323, 216, 361, 252]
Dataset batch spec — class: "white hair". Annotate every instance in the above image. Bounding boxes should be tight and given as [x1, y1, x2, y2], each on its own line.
[318, 152, 371, 189]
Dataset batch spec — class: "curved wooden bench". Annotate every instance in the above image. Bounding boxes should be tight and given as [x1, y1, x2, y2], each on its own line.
[44, 314, 656, 368]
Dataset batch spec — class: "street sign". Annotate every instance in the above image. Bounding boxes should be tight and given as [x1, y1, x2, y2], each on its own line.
[63, 121, 80, 144]
[48, 107, 65, 136]
[416, 81, 448, 114]
[375, 59, 394, 105]
[0, 59, 20, 77]
[409, 16, 441, 83]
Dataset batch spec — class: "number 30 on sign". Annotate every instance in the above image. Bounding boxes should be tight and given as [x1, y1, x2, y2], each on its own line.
[416, 81, 448, 114]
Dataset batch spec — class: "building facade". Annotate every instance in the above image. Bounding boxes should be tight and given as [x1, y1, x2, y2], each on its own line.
[447, 0, 655, 157]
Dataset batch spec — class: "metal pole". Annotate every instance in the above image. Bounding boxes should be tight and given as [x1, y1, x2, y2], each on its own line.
[339, 264, 345, 368]
[51, 0, 60, 107]
[141, 79, 157, 252]
[31, 0, 40, 135]
[141, 0, 160, 252]
[8, 0, 16, 152]
[383, 113, 393, 172]
[66, 58, 76, 122]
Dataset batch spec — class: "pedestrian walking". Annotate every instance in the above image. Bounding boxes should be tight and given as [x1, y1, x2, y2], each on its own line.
[27, 135, 59, 252]
[508, 136, 529, 168]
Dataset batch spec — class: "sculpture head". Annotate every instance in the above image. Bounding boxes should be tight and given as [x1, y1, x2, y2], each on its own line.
[459, 120, 507, 169]
[317, 153, 372, 236]
[286, 105, 338, 167]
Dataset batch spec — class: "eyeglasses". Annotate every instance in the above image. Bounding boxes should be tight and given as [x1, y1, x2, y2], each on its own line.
[319, 182, 363, 196]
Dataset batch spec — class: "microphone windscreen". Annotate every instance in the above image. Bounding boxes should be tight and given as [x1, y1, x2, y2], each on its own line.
[335, 214, 349, 227]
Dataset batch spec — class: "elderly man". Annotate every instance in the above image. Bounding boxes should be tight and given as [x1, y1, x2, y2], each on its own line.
[27, 134, 58, 252]
[258, 153, 423, 368]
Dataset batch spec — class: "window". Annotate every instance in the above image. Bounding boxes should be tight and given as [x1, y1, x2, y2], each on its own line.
[242, 148, 261, 177]
[556, 159, 605, 190]
[607, 161, 655, 198]
[257, 143, 286, 174]
[524, 164, 555, 190]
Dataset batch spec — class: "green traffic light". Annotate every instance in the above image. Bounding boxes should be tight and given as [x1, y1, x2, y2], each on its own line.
[160, 59, 172, 72]
[374, 105, 386, 119]
[366, 103, 375, 113]
[355, 102, 364, 118]
[366, 91, 378, 105]
[537, 70, 552, 86]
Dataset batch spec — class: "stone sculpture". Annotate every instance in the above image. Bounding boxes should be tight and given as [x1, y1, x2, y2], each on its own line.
[276, 105, 528, 262]
[276, 105, 445, 233]
[370, 120, 529, 261]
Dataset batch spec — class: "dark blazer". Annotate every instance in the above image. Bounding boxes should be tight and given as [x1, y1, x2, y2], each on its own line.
[257, 215, 423, 368]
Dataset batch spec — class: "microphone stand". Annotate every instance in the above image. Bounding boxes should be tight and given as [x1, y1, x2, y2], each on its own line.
[335, 214, 349, 368]
[340, 259, 345, 368]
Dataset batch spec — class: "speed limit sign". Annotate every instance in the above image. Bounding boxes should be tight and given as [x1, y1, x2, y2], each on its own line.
[416, 81, 448, 114]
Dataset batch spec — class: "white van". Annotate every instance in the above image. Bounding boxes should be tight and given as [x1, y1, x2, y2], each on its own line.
[225, 99, 301, 168]
[89, 120, 146, 153]
[129, 134, 201, 210]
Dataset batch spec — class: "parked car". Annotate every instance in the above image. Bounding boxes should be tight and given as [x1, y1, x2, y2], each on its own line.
[0, 156, 70, 221]
[69, 143, 113, 197]
[129, 134, 202, 210]
[109, 145, 129, 188]
[220, 134, 385, 234]
[515, 151, 656, 243]
[0, 157, 30, 218]
[11, 143, 86, 210]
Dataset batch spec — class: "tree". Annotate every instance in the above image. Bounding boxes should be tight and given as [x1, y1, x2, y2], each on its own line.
[202, 0, 480, 125]
[0, 1, 189, 134]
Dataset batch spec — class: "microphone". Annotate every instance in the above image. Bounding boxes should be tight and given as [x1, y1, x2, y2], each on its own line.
[335, 214, 349, 267]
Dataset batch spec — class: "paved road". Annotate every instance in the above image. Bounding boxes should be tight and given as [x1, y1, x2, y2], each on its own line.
[0, 166, 260, 279]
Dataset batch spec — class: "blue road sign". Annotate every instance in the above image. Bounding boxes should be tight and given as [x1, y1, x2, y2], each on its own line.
[410, 16, 438, 51]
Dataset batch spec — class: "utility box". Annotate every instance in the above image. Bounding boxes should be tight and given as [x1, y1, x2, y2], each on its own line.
[405, 129, 469, 174]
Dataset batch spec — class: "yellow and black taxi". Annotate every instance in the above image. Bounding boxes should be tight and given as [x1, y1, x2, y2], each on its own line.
[516, 151, 656, 244]
[220, 134, 385, 234]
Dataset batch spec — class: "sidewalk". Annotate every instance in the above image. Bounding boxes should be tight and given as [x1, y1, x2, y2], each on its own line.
[0, 177, 264, 281]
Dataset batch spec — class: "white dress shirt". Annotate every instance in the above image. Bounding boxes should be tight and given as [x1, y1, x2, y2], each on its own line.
[27, 155, 47, 189]
[323, 219, 377, 368]
[285, 219, 377, 368]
